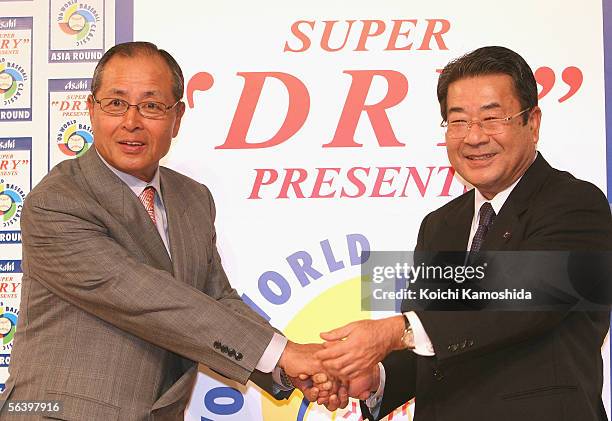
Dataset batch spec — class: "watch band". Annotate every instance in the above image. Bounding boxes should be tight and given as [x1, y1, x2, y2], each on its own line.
[279, 367, 294, 389]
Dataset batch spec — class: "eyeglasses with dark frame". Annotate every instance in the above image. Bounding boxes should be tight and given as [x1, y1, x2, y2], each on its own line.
[91, 95, 181, 119]
[441, 108, 532, 139]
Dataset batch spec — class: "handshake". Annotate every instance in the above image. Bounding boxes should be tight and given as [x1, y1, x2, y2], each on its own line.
[276, 315, 409, 411]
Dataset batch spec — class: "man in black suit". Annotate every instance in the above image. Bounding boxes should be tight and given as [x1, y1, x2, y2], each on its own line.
[315, 46, 612, 420]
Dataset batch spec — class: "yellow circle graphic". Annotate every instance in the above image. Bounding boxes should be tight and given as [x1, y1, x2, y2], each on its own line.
[261, 276, 372, 421]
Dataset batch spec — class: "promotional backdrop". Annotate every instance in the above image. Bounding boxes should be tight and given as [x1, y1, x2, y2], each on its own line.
[0, 1, 610, 420]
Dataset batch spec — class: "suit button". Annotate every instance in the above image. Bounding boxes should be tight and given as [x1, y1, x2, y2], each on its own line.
[467, 339, 474, 347]
[433, 369, 444, 381]
[448, 344, 458, 352]
[235, 352, 243, 361]
[214, 341, 221, 350]
[228, 349, 236, 358]
[460, 340, 468, 350]
[221, 345, 228, 354]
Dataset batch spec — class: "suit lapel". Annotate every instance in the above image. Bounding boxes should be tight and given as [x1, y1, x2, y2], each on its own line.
[77, 149, 173, 273]
[160, 170, 189, 285]
[481, 154, 552, 250]
[441, 191, 474, 251]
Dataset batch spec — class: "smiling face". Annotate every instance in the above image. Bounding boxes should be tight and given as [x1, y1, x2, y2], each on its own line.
[87, 53, 185, 182]
[445, 74, 541, 199]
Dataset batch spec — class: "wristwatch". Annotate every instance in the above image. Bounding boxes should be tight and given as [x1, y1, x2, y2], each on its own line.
[279, 367, 294, 389]
[400, 316, 415, 349]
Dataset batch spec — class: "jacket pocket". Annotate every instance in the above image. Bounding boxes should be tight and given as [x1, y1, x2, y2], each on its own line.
[42, 390, 120, 420]
[500, 385, 577, 401]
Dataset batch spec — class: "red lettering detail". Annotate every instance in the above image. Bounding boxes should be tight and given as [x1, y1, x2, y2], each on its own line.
[438, 166, 458, 197]
[559, 66, 583, 103]
[371, 167, 401, 197]
[320, 20, 356, 52]
[248, 169, 278, 199]
[278, 168, 308, 198]
[385, 20, 418, 51]
[340, 167, 370, 198]
[417, 19, 450, 50]
[218, 72, 309, 149]
[246, 166, 465, 199]
[186, 72, 214, 109]
[284, 20, 315, 52]
[355, 20, 386, 51]
[400, 166, 436, 197]
[311, 167, 341, 198]
[535, 66, 555, 100]
[326, 70, 407, 147]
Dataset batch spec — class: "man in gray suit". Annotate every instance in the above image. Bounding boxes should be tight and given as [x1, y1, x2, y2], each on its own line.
[0, 42, 337, 420]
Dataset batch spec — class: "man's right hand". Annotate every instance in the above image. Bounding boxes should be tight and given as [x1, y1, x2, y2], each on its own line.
[317, 316, 405, 381]
[278, 340, 324, 378]
[278, 340, 380, 408]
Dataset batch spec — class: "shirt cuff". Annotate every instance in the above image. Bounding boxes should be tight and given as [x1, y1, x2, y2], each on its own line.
[256, 333, 288, 373]
[405, 311, 435, 356]
[271, 366, 294, 391]
[364, 362, 385, 417]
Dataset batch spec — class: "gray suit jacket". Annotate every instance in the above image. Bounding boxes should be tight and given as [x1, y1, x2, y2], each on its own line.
[0, 149, 282, 420]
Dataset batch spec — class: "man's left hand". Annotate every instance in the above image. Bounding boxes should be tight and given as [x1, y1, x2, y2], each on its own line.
[316, 316, 405, 380]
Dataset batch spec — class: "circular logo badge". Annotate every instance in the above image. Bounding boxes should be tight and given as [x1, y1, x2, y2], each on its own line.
[0, 304, 18, 349]
[0, 182, 25, 225]
[0, 61, 26, 104]
[57, 121, 93, 157]
[58, 4, 99, 45]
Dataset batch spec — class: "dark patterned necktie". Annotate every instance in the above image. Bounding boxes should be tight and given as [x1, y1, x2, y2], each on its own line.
[470, 202, 496, 252]
[138, 186, 157, 224]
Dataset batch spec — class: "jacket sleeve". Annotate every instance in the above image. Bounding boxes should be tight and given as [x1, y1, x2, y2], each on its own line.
[21, 186, 275, 386]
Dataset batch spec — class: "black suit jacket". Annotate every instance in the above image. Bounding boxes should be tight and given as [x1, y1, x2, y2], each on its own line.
[362, 154, 612, 421]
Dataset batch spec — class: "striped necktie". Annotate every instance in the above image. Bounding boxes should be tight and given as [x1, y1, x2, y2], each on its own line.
[138, 186, 157, 224]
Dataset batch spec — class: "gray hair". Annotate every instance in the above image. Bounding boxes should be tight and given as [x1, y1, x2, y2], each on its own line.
[91, 41, 184, 101]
